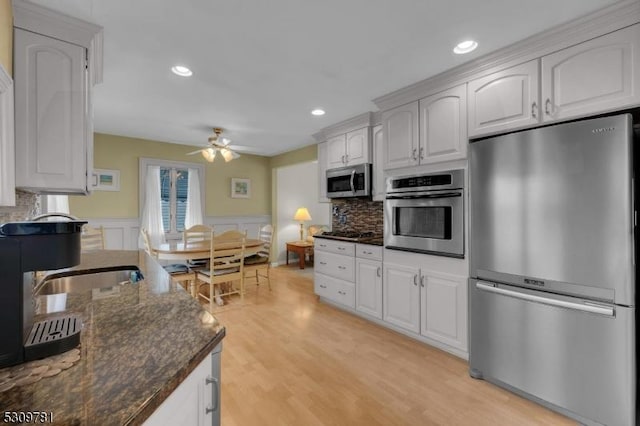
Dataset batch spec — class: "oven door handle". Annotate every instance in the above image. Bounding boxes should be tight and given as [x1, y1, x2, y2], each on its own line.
[350, 170, 356, 193]
[386, 192, 462, 200]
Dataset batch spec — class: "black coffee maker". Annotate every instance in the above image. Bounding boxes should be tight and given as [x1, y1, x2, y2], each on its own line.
[0, 220, 86, 368]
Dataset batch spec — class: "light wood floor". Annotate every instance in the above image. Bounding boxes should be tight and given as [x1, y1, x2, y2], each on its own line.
[205, 265, 575, 426]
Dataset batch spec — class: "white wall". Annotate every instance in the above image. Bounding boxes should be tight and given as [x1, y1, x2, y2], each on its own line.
[275, 161, 330, 265]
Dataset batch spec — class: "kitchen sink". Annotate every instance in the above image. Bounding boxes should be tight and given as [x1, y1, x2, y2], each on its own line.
[36, 267, 142, 296]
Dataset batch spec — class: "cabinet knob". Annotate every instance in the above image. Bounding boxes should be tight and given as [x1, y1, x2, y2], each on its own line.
[411, 148, 417, 160]
[419, 147, 424, 160]
[338, 265, 346, 270]
[413, 275, 418, 286]
[420, 275, 425, 287]
[377, 267, 381, 277]
[319, 261, 327, 265]
[531, 101, 537, 119]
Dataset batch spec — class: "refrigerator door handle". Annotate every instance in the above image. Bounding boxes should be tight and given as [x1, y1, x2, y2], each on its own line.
[476, 282, 614, 317]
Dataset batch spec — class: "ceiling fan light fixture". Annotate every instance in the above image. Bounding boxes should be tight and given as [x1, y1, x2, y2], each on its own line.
[202, 147, 216, 162]
[220, 148, 234, 162]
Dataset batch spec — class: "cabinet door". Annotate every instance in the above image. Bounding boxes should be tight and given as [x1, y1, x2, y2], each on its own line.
[326, 134, 347, 169]
[541, 24, 640, 122]
[371, 125, 385, 201]
[345, 127, 370, 165]
[420, 271, 467, 352]
[14, 29, 89, 193]
[382, 101, 419, 170]
[143, 352, 212, 426]
[467, 60, 540, 138]
[317, 142, 329, 203]
[356, 258, 383, 319]
[383, 263, 420, 333]
[419, 84, 467, 163]
[0, 66, 15, 206]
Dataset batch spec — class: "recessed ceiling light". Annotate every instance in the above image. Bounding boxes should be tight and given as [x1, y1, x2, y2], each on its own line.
[453, 40, 478, 54]
[311, 108, 326, 116]
[171, 65, 193, 77]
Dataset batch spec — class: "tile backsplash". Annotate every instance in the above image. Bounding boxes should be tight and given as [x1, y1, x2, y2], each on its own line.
[331, 198, 383, 235]
[0, 191, 40, 223]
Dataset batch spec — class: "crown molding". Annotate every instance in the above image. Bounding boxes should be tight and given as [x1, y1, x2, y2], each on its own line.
[373, 0, 640, 111]
[312, 111, 374, 142]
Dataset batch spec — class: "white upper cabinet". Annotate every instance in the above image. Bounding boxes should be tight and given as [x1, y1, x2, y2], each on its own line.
[371, 124, 385, 201]
[382, 101, 419, 170]
[418, 84, 467, 164]
[326, 128, 370, 168]
[326, 134, 347, 168]
[541, 23, 640, 122]
[12, 1, 102, 194]
[383, 84, 467, 170]
[468, 60, 540, 138]
[0, 64, 15, 206]
[14, 29, 88, 193]
[317, 142, 329, 203]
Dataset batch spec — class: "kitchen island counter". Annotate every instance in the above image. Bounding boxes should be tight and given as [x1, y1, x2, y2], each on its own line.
[0, 250, 224, 425]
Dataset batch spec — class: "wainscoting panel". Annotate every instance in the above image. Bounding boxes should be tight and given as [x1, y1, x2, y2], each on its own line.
[86, 215, 271, 250]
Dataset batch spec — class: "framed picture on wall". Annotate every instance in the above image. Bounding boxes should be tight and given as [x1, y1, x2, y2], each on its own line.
[231, 178, 250, 198]
[92, 169, 120, 191]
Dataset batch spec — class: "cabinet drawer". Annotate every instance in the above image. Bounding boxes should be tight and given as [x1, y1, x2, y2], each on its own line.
[315, 251, 355, 282]
[314, 238, 355, 256]
[315, 273, 355, 309]
[356, 244, 383, 261]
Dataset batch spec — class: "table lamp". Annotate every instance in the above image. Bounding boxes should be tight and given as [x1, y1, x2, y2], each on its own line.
[293, 207, 312, 241]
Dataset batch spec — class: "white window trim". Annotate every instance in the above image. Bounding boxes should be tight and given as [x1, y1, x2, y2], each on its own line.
[139, 157, 205, 239]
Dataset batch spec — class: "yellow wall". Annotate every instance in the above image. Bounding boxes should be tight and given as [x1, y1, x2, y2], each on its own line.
[269, 144, 317, 169]
[0, 0, 12, 76]
[69, 133, 271, 218]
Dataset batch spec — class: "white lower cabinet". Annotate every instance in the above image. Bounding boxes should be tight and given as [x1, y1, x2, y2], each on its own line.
[420, 271, 467, 352]
[383, 263, 420, 333]
[314, 272, 355, 309]
[355, 258, 383, 319]
[144, 342, 222, 426]
[383, 260, 468, 353]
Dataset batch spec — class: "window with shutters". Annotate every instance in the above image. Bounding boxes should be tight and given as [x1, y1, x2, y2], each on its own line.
[139, 158, 205, 240]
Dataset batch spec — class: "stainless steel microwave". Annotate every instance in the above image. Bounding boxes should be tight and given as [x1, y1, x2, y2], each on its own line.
[326, 164, 372, 198]
[384, 169, 464, 258]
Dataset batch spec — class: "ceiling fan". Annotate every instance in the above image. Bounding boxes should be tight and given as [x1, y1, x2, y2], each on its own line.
[187, 127, 241, 162]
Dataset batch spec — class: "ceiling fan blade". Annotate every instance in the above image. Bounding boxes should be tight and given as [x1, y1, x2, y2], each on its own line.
[186, 149, 205, 155]
[230, 150, 241, 160]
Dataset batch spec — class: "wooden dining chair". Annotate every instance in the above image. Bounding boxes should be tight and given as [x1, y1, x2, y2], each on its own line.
[183, 224, 213, 269]
[141, 228, 196, 295]
[183, 224, 213, 244]
[196, 230, 246, 311]
[81, 225, 105, 251]
[243, 224, 273, 291]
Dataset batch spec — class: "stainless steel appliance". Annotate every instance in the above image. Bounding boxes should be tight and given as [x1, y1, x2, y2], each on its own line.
[0, 220, 86, 368]
[326, 163, 371, 198]
[469, 114, 636, 426]
[384, 169, 464, 258]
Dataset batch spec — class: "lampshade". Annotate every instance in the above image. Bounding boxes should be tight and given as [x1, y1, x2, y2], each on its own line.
[220, 148, 234, 162]
[202, 147, 216, 162]
[294, 207, 312, 222]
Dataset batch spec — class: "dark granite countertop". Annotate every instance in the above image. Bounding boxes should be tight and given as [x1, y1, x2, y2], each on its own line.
[0, 250, 225, 425]
[314, 234, 384, 246]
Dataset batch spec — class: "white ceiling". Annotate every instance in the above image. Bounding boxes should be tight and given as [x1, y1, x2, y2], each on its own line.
[26, 0, 620, 156]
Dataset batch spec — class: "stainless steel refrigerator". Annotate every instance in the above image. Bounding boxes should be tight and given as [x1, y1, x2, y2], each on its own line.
[469, 113, 636, 426]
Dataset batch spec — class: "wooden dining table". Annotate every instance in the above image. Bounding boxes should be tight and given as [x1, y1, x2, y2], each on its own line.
[153, 238, 265, 261]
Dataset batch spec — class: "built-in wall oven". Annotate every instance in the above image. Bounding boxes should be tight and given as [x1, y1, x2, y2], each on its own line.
[384, 169, 464, 258]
